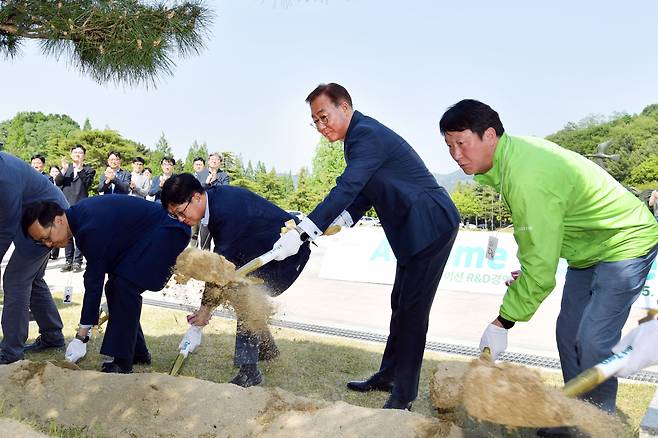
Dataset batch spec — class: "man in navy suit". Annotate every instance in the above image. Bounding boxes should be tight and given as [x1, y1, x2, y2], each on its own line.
[0, 152, 68, 364]
[22, 196, 190, 373]
[97, 151, 131, 195]
[273, 83, 461, 410]
[160, 173, 311, 387]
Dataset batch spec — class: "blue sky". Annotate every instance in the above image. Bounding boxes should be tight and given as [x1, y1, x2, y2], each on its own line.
[2, 0, 658, 174]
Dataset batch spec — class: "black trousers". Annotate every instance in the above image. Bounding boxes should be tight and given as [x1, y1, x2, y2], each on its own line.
[64, 236, 83, 264]
[100, 275, 148, 362]
[376, 227, 458, 402]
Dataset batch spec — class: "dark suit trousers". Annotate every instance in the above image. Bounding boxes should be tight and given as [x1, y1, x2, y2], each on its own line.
[100, 274, 148, 361]
[376, 227, 458, 402]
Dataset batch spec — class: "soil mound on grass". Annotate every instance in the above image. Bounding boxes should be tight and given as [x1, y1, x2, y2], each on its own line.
[0, 361, 454, 437]
[462, 360, 624, 437]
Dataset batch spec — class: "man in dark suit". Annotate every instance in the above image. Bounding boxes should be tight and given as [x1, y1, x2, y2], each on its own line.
[97, 150, 131, 195]
[22, 196, 190, 373]
[0, 152, 68, 364]
[190, 157, 211, 248]
[55, 144, 96, 272]
[148, 156, 176, 203]
[272, 83, 461, 410]
[161, 173, 311, 387]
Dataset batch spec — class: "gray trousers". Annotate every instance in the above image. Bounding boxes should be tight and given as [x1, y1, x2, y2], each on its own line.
[1, 249, 64, 361]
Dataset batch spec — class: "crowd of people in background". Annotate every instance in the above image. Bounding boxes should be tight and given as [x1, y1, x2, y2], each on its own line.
[27, 146, 231, 273]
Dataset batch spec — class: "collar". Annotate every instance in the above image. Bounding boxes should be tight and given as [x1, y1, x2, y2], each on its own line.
[201, 192, 210, 226]
[473, 133, 511, 190]
[344, 110, 363, 143]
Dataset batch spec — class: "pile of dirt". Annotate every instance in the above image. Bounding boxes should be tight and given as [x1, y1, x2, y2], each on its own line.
[173, 248, 275, 333]
[0, 361, 455, 437]
[462, 361, 624, 437]
[429, 360, 471, 411]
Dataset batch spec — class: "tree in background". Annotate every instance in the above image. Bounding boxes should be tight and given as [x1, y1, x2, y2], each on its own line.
[82, 118, 92, 131]
[0, 0, 212, 86]
[627, 155, 658, 186]
[182, 140, 208, 172]
[148, 132, 173, 175]
[287, 167, 316, 213]
[0, 111, 79, 159]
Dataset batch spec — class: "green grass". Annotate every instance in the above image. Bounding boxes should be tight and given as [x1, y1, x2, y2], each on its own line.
[1, 293, 655, 437]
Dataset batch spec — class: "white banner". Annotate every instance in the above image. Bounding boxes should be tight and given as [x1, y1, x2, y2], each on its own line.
[319, 228, 658, 309]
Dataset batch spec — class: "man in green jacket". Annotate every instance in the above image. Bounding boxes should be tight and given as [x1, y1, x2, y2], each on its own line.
[439, 99, 658, 413]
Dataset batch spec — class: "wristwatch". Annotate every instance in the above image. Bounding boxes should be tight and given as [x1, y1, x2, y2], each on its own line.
[75, 333, 90, 343]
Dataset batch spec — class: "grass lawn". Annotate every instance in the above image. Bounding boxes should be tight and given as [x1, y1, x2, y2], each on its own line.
[1, 293, 655, 437]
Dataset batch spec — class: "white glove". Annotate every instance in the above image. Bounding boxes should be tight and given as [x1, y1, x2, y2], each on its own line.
[65, 338, 87, 363]
[272, 228, 304, 261]
[330, 210, 354, 228]
[179, 325, 203, 353]
[479, 323, 508, 360]
[612, 320, 658, 377]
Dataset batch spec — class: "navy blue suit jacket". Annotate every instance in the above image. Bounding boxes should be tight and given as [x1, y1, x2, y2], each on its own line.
[0, 152, 69, 259]
[67, 196, 191, 324]
[206, 185, 310, 295]
[307, 111, 460, 265]
[97, 168, 131, 195]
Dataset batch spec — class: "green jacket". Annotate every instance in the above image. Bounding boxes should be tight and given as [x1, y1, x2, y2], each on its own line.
[475, 133, 658, 322]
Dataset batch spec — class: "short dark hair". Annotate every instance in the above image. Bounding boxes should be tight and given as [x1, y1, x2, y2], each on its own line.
[161, 156, 176, 165]
[50, 165, 60, 172]
[107, 150, 121, 159]
[71, 144, 86, 154]
[305, 83, 353, 107]
[30, 154, 46, 164]
[193, 157, 205, 165]
[144, 167, 152, 173]
[132, 156, 145, 164]
[21, 201, 65, 236]
[439, 99, 505, 138]
[161, 173, 204, 209]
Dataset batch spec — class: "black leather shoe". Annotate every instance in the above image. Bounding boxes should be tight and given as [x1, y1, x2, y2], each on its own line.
[24, 336, 65, 353]
[383, 395, 412, 410]
[0, 355, 20, 365]
[133, 352, 152, 365]
[60, 263, 73, 272]
[347, 375, 394, 392]
[101, 361, 133, 374]
[258, 345, 280, 361]
[229, 369, 263, 387]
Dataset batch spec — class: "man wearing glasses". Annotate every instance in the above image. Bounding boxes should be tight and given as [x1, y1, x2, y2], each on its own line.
[271, 83, 461, 410]
[160, 173, 311, 387]
[0, 152, 68, 364]
[21, 196, 190, 373]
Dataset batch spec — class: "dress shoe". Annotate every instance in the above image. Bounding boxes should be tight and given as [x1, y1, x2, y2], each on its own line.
[72, 263, 83, 273]
[0, 354, 20, 365]
[101, 361, 133, 374]
[23, 336, 65, 353]
[133, 352, 152, 365]
[229, 366, 263, 387]
[60, 263, 73, 272]
[347, 375, 394, 392]
[383, 395, 412, 410]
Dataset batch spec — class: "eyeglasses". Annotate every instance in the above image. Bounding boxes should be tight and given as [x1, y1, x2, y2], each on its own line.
[168, 200, 191, 220]
[309, 114, 329, 129]
[36, 225, 55, 245]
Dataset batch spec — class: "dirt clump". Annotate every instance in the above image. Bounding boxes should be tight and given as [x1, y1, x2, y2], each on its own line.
[462, 361, 624, 437]
[173, 248, 275, 333]
[430, 360, 471, 411]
